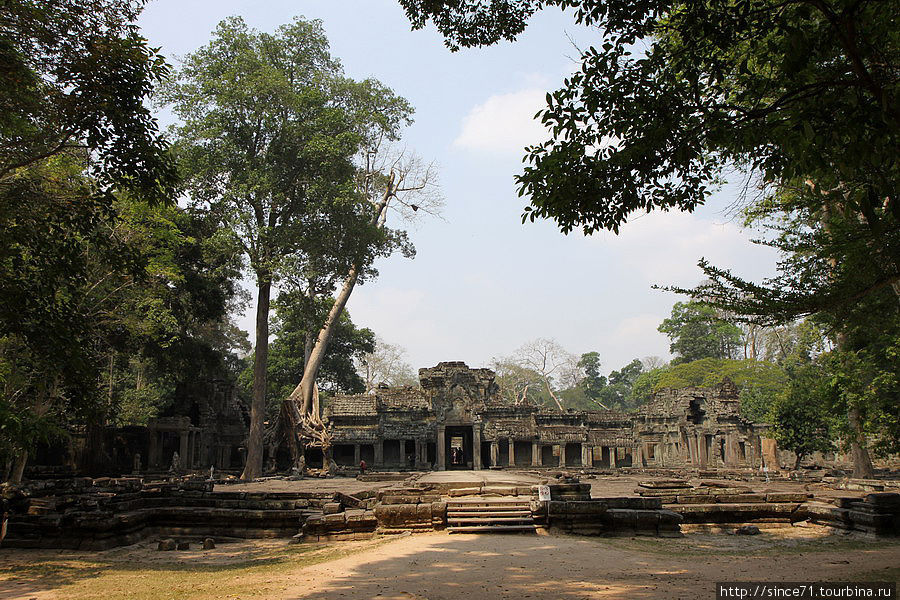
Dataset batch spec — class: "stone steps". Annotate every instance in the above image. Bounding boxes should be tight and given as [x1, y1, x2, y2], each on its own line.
[447, 499, 536, 534]
[447, 525, 537, 533]
[450, 510, 532, 518]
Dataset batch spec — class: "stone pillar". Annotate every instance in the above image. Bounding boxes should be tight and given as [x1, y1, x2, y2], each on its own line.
[414, 439, 422, 469]
[687, 435, 698, 466]
[354, 444, 361, 465]
[374, 440, 384, 468]
[582, 444, 592, 467]
[508, 439, 515, 467]
[473, 426, 482, 470]
[532, 441, 541, 466]
[697, 434, 708, 468]
[179, 431, 189, 466]
[148, 430, 158, 468]
[490, 441, 499, 468]
[436, 426, 446, 471]
[558, 444, 566, 468]
[761, 437, 778, 470]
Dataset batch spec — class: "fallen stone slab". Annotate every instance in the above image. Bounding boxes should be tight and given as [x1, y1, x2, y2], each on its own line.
[448, 487, 481, 497]
[714, 494, 767, 504]
[638, 480, 690, 489]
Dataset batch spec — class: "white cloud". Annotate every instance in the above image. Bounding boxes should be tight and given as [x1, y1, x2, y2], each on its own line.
[588, 209, 779, 287]
[453, 88, 549, 155]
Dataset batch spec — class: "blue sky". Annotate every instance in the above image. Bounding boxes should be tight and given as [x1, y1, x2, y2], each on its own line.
[139, 0, 780, 375]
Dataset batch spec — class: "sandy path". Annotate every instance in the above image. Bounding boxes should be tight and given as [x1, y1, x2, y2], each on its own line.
[280, 531, 900, 600]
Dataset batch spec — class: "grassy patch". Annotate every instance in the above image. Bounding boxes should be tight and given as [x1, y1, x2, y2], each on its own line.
[0, 537, 391, 600]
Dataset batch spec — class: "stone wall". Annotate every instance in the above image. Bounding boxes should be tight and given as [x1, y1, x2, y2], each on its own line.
[2, 477, 326, 550]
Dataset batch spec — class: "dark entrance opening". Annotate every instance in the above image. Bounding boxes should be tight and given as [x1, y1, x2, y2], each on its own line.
[541, 444, 556, 467]
[303, 446, 324, 468]
[333, 444, 355, 466]
[498, 439, 510, 466]
[360, 444, 374, 464]
[404, 440, 416, 469]
[384, 439, 401, 466]
[426, 442, 436, 467]
[514, 441, 531, 466]
[481, 441, 492, 467]
[565, 443, 582, 467]
[445, 425, 473, 469]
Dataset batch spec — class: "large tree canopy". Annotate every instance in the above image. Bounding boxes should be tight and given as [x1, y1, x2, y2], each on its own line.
[163, 16, 415, 479]
[401, 0, 897, 233]
[0, 0, 176, 202]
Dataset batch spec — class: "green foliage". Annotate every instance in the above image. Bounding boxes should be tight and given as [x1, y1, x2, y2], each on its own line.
[658, 301, 743, 364]
[401, 0, 899, 461]
[162, 16, 413, 288]
[819, 324, 900, 458]
[401, 0, 898, 236]
[0, 0, 177, 203]
[576, 351, 606, 400]
[771, 361, 836, 466]
[238, 294, 374, 419]
[633, 357, 789, 420]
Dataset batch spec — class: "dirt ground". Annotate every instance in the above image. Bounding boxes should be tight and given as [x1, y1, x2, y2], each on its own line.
[216, 469, 870, 502]
[1, 526, 897, 600]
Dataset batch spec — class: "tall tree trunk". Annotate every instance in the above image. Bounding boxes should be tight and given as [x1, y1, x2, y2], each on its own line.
[544, 378, 565, 412]
[241, 275, 271, 481]
[294, 264, 361, 415]
[847, 406, 875, 478]
[10, 450, 27, 484]
[288, 175, 394, 419]
[822, 203, 875, 479]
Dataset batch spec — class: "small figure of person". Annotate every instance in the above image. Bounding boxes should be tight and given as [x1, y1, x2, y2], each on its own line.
[359, 459, 367, 475]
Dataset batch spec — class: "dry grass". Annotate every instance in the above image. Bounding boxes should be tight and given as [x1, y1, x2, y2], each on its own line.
[0, 537, 391, 600]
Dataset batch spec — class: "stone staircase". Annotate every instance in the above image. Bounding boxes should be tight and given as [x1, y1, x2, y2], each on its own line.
[446, 498, 537, 533]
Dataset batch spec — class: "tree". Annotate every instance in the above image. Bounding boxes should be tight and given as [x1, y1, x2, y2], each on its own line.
[0, 0, 179, 480]
[771, 360, 836, 470]
[511, 338, 577, 411]
[238, 294, 373, 420]
[400, 0, 897, 236]
[658, 301, 743, 364]
[490, 357, 545, 405]
[0, 0, 176, 202]
[163, 17, 416, 480]
[287, 150, 439, 459]
[597, 359, 644, 411]
[576, 352, 606, 402]
[358, 337, 418, 393]
[399, 0, 899, 477]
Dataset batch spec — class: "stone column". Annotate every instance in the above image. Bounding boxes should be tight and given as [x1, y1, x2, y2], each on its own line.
[179, 431, 189, 466]
[582, 445, 592, 467]
[490, 441, 499, 468]
[414, 439, 422, 469]
[148, 430, 158, 468]
[436, 425, 446, 471]
[687, 435, 698, 466]
[508, 439, 515, 467]
[473, 426, 482, 470]
[697, 434, 708, 468]
[374, 440, 384, 468]
[353, 444, 361, 465]
[532, 441, 541, 466]
[558, 444, 565, 468]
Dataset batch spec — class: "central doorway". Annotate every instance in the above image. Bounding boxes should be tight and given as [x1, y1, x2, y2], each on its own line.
[445, 425, 473, 470]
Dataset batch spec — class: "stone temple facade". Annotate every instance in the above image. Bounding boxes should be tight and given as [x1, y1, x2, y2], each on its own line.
[324, 361, 776, 471]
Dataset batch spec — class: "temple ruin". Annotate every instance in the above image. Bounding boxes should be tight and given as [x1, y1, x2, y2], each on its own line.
[324, 361, 776, 472]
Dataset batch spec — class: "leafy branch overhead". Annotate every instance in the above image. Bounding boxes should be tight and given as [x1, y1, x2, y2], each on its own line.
[401, 0, 897, 234]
